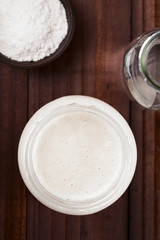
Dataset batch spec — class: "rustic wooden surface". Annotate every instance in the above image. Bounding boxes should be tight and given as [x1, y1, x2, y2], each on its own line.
[0, 0, 160, 239]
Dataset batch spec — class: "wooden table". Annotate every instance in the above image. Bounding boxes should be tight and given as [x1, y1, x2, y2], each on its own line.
[0, 0, 160, 239]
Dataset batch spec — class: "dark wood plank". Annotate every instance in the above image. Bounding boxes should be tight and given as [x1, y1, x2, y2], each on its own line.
[93, 0, 131, 239]
[130, 1, 157, 240]
[66, 0, 95, 238]
[154, 4, 160, 238]
[26, 0, 85, 237]
[66, 0, 83, 96]
[154, 4, 160, 239]
[0, 63, 28, 240]
[155, 0, 160, 27]
[143, 111, 155, 240]
[1, 0, 160, 239]
[131, 0, 143, 37]
[66, 0, 97, 239]
[80, 0, 97, 97]
[65, 216, 81, 240]
[143, 0, 155, 31]
[155, 111, 160, 240]
[96, 0, 130, 115]
[26, 0, 131, 239]
[93, 195, 128, 240]
[26, 64, 67, 240]
[129, 1, 144, 235]
[142, 1, 156, 239]
[129, 105, 143, 240]
[66, 0, 96, 240]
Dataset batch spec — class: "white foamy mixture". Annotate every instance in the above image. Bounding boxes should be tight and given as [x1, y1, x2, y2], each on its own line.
[33, 111, 122, 201]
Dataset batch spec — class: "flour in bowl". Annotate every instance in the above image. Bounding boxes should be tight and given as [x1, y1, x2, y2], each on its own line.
[0, 0, 68, 61]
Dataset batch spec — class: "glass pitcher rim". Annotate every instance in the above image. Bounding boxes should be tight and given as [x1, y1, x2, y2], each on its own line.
[139, 29, 160, 92]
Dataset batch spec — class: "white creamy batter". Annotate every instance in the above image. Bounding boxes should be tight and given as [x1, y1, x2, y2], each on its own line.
[32, 111, 122, 201]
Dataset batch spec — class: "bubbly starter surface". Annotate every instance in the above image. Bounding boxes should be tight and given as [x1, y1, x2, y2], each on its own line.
[32, 111, 122, 201]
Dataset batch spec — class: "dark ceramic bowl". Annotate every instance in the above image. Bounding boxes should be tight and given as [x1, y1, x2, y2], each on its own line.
[0, 0, 75, 68]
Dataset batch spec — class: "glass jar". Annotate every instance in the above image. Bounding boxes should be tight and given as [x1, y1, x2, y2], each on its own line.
[18, 96, 137, 215]
[123, 29, 160, 110]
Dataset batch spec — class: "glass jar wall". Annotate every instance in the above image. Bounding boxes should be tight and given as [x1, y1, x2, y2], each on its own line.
[123, 29, 160, 110]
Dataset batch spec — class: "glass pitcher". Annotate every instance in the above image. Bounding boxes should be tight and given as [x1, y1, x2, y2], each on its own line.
[123, 29, 160, 110]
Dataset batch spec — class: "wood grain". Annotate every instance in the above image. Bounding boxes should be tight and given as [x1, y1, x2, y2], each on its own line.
[26, 63, 67, 240]
[143, 111, 155, 240]
[26, 1, 131, 240]
[155, 111, 160, 240]
[143, 2, 156, 239]
[129, 2, 143, 236]
[155, 0, 160, 27]
[0, 63, 28, 240]
[154, 3, 160, 239]
[0, 0, 159, 239]
[130, 1, 160, 240]
[95, 0, 130, 239]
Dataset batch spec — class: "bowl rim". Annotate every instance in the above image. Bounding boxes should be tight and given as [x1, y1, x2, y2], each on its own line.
[0, 0, 75, 68]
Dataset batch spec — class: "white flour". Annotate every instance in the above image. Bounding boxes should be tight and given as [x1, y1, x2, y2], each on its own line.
[0, 0, 68, 62]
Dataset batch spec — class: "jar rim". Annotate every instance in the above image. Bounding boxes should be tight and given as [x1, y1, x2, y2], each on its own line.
[18, 96, 137, 215]
[139, 29, 160, 91]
